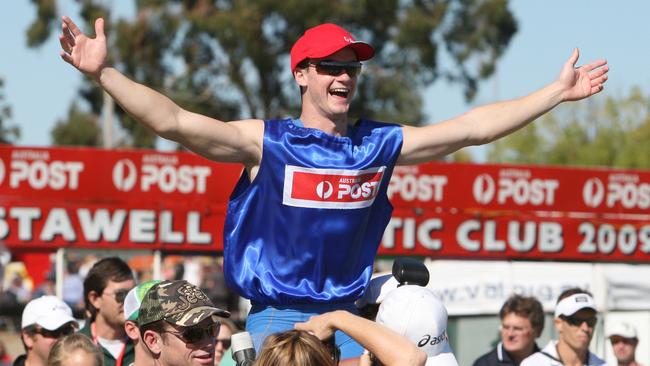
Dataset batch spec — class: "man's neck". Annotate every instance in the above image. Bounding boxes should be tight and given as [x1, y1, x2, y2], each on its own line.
[619, 361, 640, 366]
[299, 110, 349, 136]
[133, 342, 154, 366]
[556, 341, 588, 366]
[507, 343, 536, 364]
[94, 315, 126, 340]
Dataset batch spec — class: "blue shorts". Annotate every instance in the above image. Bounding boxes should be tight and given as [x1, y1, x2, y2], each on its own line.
[245, 302, 364, 359]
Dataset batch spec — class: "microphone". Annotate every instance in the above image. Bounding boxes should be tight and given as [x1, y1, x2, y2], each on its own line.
[231, 332, 256, 366]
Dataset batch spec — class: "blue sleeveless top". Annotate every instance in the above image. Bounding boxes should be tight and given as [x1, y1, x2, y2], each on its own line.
[223, 118, 403, 304]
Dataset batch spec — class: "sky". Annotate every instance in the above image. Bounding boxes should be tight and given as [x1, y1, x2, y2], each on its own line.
[1, 1, 650, 160]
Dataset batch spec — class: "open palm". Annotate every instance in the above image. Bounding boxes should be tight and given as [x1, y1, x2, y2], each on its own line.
[59, 16, 107, 79]
[557, 48, 608, 102]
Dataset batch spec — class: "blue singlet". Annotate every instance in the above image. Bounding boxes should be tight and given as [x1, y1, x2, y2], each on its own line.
[223, 118, 403, 355]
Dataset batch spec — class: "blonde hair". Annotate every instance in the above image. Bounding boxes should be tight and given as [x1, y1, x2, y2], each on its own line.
[47, 333, 103, 366]
[254, 330, 336, 366]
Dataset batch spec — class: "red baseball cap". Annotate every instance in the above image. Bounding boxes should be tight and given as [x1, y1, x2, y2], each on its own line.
[290, 23, 375, 71]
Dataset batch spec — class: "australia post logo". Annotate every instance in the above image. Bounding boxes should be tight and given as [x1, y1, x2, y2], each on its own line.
[283, 165, 386, 209]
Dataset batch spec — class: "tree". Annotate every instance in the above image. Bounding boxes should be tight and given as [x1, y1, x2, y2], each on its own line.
[487, 87, 650, 169]
[27, 0, 517, 148]
[0, 77, 19, 144]
[51, 103, 101, 147]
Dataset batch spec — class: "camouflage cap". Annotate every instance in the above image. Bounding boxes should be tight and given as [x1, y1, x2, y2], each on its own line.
[137, 280, 230, 327]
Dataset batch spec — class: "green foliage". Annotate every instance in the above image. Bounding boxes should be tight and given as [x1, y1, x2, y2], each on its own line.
[27, 0, 517, 147]
[0, 78, 20, 144]
[51, 103, 101, 147]
[487, 87, 650, 169]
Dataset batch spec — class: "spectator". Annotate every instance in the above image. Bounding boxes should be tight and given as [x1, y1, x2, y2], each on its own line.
[473, 295, 545, 366]
[6, 274, 31, 306]
[294, 309, 428, 366]
[214, 318, 237, 365]
[47, 333, 103, 366]
[607, 322, 644, 366]
[520, 288, 605, 366]
[33, 272, 56, 298]
[0, 340, 12, 366]
[80, 257, 135, 366]
[137, 280, 231, 366]
[122, 280, 161, 366]
[14, 296, 78, 366]
[62, 260, 85, 317]
[254, 330, 338, 366]
[374, 285, 459, 365]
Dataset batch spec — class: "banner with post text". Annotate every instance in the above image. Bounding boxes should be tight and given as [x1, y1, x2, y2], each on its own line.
[1, 145, 649, 261]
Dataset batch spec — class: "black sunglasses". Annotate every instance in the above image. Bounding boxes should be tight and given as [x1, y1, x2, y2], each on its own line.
[30, 323, 77, 339]
[104, 288, 130, 304]
[163, 322, 220, 344]
[560, 315, 597, 327]
[310, 60, 362, 77]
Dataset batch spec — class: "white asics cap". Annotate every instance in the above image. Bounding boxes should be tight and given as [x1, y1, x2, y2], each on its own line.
[376, 285, 459, 366]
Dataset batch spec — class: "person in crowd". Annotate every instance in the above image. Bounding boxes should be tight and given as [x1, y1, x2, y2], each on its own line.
[292, 310, 427, 366]
[59, 14, 608, 357]
[520, 288, 605, 366]
[354, 273, 458, 365]
[13, 296, 78, 366]
[62, 260, 85, 317]
[47, 333, 103, 366]
[373, 284, 459, 365]
[473, 295, 545, 366]
[1, 339, 13, 366]
[79, 257, 135, 366]
[214, 318, 237, 366]
[137, 280, 230, 366]
[122, 280, 161, 366]
[32, 272, 56, 299]
[607, 322, 644, 366]
[253, 330, 339, 366]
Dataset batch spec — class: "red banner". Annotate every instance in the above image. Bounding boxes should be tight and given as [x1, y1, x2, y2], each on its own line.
[1, 145, 649, 261]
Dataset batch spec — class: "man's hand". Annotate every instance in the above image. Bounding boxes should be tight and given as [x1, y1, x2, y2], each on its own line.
[59, 16, 107, 80]
[558, 48, 609, 102]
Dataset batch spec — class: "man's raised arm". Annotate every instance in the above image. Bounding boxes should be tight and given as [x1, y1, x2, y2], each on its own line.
[398, 48, 609, 165]
[59, 16, 262, 166]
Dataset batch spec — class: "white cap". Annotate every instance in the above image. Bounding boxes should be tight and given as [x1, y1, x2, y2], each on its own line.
[21, 296, 77, 330]
[355, 274, 398, 308]
[124, 280, 162, 322]
[554, 293, 597, 318]
[607, 322, 638, 339]
[376, 285, 459, 366]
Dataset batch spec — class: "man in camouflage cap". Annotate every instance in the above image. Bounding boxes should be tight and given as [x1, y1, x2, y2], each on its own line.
[138, 280, 230, 366]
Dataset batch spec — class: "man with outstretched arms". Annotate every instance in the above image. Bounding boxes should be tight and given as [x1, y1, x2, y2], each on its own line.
[59, 16, 608, 358]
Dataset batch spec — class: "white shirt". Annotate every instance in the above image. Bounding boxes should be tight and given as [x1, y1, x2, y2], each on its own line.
[520, 340, 606, 366]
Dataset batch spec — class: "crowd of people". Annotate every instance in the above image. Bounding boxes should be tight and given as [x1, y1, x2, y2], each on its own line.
[1, 255, 645, 366]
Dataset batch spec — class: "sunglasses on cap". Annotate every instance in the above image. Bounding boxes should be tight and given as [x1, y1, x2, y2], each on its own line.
[163, 322, 220, 344]
[309, 60, 362, 77]
[29, 323, 77, 339]
[560, 314, 597, 328]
